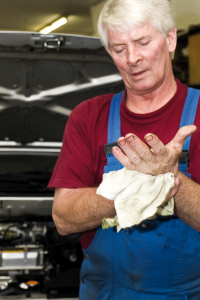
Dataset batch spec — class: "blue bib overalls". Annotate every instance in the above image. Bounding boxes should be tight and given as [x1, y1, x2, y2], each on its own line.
[80, 88, 200, 300]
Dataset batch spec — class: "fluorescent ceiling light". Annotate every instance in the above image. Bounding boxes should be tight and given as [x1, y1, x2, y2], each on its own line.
[40, 17, 67, 34]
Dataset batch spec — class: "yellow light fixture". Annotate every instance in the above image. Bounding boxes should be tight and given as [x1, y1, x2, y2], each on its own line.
[40, 17, 67, 34]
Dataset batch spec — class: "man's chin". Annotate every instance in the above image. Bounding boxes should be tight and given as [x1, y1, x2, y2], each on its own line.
[129, 82, 157, 94]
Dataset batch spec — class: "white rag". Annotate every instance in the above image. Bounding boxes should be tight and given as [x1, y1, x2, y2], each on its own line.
[96, 168, 174, 231]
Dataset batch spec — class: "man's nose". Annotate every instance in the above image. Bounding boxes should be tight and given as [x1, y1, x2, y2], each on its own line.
[126, 47, 142, 66]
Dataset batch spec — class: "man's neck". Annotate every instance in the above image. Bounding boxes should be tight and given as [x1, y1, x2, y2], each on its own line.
[126, 76, 177, 114]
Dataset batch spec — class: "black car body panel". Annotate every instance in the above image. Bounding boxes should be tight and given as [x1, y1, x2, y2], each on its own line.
[0, 31, 123, 299]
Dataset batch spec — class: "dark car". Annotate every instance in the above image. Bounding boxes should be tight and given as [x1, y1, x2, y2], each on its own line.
[0, 31, 123, 299]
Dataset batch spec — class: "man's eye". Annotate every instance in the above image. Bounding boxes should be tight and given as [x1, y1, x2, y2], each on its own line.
[139, 41, 149, 46]
[116, 49, 123, 53]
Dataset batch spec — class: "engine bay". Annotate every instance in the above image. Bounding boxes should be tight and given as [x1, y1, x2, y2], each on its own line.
[0, 219, 82, 298]
[0, 150, 82, 298]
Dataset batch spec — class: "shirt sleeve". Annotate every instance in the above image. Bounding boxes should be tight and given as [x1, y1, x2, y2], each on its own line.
[48, 104, 95, 189]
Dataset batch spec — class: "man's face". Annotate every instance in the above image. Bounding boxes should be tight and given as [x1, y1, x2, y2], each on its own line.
[107, 24, 177, 95]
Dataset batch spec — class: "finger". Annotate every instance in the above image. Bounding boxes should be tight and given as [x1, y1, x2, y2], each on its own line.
[112, 146, 135, 170]
[118, 134, 153, 164]
[144, 133, 168, 158]
[117, 136, 144, 165]
[169, 125, 197, 152]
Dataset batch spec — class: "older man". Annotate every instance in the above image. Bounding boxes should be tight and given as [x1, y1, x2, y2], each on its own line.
[48, 0, 200, 299]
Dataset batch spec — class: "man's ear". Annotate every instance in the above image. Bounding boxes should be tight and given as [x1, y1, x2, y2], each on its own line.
[167, 27, 177, 53]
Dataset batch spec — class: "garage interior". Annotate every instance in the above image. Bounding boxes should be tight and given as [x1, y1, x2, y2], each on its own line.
[0, 0, 199, 299]
[0, 0, 199, 84]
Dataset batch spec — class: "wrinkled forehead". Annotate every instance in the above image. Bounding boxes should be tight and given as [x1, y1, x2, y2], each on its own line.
[106, 23, 165, 48]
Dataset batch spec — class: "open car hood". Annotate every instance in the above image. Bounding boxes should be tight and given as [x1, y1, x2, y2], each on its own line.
[0, 31, 123, 143]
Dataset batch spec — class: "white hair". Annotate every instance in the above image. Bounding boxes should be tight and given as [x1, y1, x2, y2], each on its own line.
[98, 0, 176, 51]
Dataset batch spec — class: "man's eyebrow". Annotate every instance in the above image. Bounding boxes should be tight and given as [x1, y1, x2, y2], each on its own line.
[111, 36, 150, 47]
[132, 36, 149, 42]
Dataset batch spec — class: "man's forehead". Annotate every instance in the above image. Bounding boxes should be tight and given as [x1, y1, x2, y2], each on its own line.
[110, 35, 151, 46]
[107, 24, 163, 48]
[108, 25, 156, 41]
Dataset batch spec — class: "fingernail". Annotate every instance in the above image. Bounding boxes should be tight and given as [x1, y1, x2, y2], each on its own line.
[127, 135, 134, 143]
[118, 139, 126, 146]
[112, 147, 118, 154]
[145, 135, 153, 142]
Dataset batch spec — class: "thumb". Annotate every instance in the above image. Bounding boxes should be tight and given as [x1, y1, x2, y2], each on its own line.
[169, 177, 180, 198]
[169, 125, 197, 152]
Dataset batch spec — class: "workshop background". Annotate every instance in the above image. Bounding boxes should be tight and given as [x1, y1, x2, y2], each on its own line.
[0, 0, 200, 35]
[0, 0, 199, 84]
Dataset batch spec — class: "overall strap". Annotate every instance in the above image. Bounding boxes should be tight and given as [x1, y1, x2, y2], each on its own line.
[178, 87, 200, 177]
[107, 91, 124, 143]
[104, 91, 124, 173]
